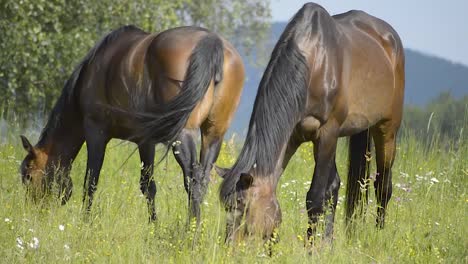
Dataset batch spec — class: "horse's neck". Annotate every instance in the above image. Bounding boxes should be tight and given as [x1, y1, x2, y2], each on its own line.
[238, 132, 290, 179]
[37, 111, 84, 167]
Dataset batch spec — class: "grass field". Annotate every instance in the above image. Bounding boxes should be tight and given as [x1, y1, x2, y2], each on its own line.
[0, 126, 466, 263]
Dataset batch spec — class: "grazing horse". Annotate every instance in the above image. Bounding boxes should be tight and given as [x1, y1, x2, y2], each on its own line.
[19, 25, 245, 223]
[218, 3, 404, 241]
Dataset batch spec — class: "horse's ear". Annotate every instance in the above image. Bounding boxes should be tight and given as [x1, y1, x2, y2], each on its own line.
[20, 135, 34, 154]
[236, 173, 253, 190]
[215, 165, 230, 179]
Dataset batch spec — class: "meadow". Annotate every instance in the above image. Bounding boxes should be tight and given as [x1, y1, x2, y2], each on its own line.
[0, 124, 466, 263]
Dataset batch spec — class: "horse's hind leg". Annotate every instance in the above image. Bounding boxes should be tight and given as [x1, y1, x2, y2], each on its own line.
[172, 129, 202, 223]
[138, 143, 156, 222]
[199, 121, 225, 200]
[371, 121, 398, 228]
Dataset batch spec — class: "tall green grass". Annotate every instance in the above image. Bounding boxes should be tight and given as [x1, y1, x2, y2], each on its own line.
[0, 123, 466, 263]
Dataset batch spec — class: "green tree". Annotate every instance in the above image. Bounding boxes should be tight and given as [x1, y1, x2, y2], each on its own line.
[0, 0, 270, 119]
[179, 0, 270, 54]
[402, 92, 467, 144]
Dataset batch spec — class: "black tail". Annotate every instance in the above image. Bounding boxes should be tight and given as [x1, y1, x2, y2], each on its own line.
[345, 129, 371, 224]
[137, 33, 224, 147]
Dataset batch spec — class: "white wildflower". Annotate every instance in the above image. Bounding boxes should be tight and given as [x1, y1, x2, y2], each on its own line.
[64, 244, 70, 250]
[4, 218, 11, 223]
[16, 237, 24, 250]
[59, 224, 65, 231]
[430, 177, 439, 184]
[416, 174, 426, 181]
[29, 237, 39, 249]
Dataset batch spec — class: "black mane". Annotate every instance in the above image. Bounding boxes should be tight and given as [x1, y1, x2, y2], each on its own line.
[37, 25, 145, 146]
[219, 4, 329, 203]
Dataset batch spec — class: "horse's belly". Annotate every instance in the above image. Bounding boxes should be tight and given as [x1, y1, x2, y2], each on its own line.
[339, 113, 372, 137]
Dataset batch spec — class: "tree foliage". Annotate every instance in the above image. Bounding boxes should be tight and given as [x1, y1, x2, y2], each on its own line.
[0, 0, 270, 118]
[402, 92, 467, 144]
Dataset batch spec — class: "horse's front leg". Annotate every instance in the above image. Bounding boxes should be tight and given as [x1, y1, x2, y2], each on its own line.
[172, 129, 202, 224]
[324, 159, 340, 239]
[59, 168, 73, 205]
[306, 122, 339, 242]
[82, 118, 108, 216]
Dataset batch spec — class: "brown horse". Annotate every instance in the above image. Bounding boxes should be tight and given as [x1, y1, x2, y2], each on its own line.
[19, 25, 245, 223]
[218, 3, 404, 241]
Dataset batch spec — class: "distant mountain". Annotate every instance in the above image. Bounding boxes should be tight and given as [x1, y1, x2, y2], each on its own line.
[405, 49, 468, 104]
[228, 22, 468, 134]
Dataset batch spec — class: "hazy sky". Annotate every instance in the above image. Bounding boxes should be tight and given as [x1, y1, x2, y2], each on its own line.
[270, 0, 468, 66]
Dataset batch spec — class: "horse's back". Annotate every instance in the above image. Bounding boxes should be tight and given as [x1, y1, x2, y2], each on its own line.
[334, 10, 403, 67]
[78, 26, 150, 110]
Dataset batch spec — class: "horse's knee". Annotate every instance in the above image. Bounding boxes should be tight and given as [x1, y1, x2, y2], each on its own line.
[61, 179, 73, 205]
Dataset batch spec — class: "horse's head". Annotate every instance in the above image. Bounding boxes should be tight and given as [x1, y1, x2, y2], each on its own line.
[217, 167, 282, 241]
[19, 135, 50, 200]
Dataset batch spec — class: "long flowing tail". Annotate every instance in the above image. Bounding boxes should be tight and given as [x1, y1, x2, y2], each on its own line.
[345, 129, 371, 224]
[136, 33, 224, 146]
